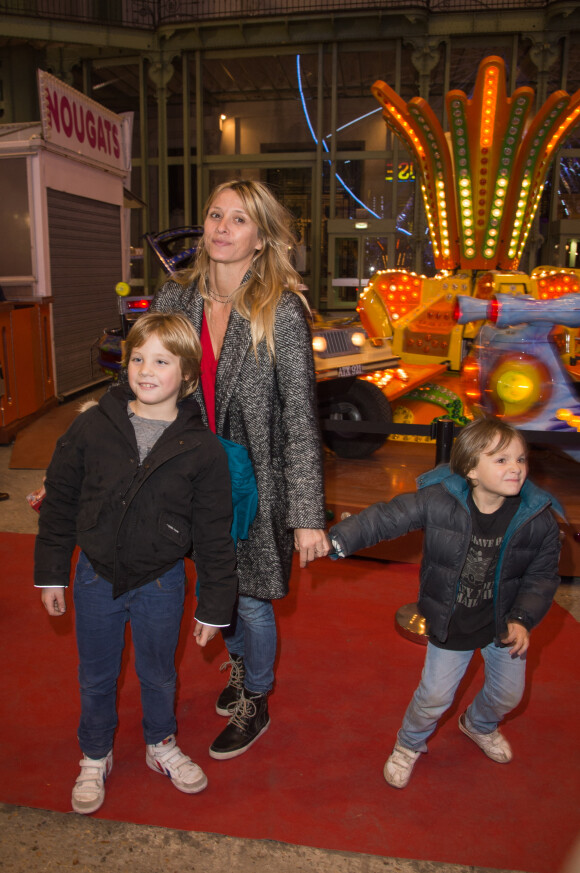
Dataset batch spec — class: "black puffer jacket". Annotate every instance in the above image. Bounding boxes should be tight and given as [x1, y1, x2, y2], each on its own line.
[34, 384, 238, 626]
[329, 465, 562, 642]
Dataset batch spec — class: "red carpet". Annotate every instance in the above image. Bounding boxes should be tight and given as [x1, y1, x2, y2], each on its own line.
[2, 532, 579, 873]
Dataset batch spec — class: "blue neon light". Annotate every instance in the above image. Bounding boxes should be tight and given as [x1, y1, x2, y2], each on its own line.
[296, 54, 381, 220]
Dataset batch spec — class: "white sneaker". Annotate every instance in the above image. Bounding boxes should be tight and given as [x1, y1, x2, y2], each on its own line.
[71, 751, 113, 814]
[383, 742, 421, 789]
[146, 735, 208, 794]
[458, 712, 512, 763]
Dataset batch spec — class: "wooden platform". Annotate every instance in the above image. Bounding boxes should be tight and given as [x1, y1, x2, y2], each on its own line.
[324, 437, 580, 578]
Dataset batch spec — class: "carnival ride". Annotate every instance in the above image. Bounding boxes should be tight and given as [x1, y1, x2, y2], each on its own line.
[455, 291, 580, 462]
[99, 55, 580, 461]
[354, 55, 580, 446]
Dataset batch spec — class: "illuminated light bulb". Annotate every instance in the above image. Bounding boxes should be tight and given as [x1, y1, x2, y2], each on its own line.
[351, 332, 365, 347]
[312, 336, 327, 353]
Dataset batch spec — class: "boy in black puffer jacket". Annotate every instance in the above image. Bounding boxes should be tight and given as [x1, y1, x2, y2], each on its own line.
[35, 313, 238, 813]
[326, 417, 562, 788]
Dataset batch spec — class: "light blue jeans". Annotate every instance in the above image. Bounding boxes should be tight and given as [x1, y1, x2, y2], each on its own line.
[398, 640, 527, 752]
[222, 594, 277, 694]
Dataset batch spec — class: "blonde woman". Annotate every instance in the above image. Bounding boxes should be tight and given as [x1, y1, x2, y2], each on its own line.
[151, 180, 329, 759]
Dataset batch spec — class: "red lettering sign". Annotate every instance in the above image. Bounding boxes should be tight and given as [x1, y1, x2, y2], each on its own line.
[39, 70, 126, 173]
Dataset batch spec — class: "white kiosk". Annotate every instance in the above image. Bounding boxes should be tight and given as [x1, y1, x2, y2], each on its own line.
[0, 71, 133, 426]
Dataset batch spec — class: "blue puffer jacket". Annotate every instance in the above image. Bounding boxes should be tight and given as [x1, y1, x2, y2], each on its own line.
[329, 465, 563, 643]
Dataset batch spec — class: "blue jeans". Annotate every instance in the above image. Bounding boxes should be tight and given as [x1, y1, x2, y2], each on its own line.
[398, 640, 527, 752]
[222, 594, 277, 694]
[73, 551, 185, 759]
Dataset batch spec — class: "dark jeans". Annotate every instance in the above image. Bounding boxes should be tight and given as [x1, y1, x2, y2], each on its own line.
[73, 551, 185, 759]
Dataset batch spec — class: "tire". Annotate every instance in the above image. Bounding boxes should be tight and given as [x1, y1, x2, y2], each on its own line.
[319, 379, 392, 459]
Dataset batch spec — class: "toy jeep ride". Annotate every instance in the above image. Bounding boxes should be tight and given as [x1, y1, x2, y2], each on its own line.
[98, 226, 402, 459]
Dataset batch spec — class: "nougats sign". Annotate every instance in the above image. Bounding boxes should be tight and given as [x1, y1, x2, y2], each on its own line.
[38, 69, 127, 173]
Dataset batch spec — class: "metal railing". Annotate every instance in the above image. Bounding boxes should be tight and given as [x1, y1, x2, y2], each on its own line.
[320, 416, 580, 466]
[0, 0, 555, 28]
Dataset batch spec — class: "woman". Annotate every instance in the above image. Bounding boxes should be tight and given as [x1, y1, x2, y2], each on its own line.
[150, 179, 329, 759]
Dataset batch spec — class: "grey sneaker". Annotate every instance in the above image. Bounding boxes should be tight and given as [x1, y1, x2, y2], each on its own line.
[71, 751, 113, 814]
[146, 735, 208, 793]
[458, 712, 512, 763]
[383, 742, 421, 789]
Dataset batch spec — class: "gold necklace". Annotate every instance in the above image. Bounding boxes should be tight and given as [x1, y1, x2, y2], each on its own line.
[207, 286, 236, 304]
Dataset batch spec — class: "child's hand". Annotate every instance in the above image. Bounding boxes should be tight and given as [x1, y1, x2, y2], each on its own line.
[193, 621, 217, 647]
[503, 621, 530, 656]
[41, 588, 66, 616]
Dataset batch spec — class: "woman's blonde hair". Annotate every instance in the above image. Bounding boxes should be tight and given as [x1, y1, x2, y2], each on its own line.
[122, 312, 202, 400]
[179, 179, 308, 355]
[450, 416, 527, 486]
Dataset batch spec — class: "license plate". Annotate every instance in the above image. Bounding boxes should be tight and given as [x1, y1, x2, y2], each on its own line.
[338, 364, 364, 376]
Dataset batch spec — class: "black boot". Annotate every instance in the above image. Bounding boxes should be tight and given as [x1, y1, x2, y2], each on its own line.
[209, 688, 270, 760]
[216, 653, 245, 716]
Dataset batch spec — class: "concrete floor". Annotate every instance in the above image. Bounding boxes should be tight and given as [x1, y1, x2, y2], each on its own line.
[1, 803, 531, 873]
[1, 438, 578, 873]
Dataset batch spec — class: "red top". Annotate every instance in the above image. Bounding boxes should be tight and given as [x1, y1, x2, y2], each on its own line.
[200, 312, 218, 433]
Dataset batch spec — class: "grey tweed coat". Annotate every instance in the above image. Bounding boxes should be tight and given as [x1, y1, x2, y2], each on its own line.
[151, 280, 326, 600]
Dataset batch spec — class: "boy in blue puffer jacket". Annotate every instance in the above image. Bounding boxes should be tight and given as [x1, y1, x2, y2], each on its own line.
[326, 417, 562, 788]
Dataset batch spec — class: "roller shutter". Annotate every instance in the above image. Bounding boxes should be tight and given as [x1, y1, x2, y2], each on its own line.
[47, 188, 122, 396]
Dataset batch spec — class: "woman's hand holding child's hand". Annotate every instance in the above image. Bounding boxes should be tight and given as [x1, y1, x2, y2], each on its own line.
[294, 528, 332, 567]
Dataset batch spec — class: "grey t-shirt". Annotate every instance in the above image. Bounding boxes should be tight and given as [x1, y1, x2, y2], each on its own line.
[127, 403, 173, 462]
